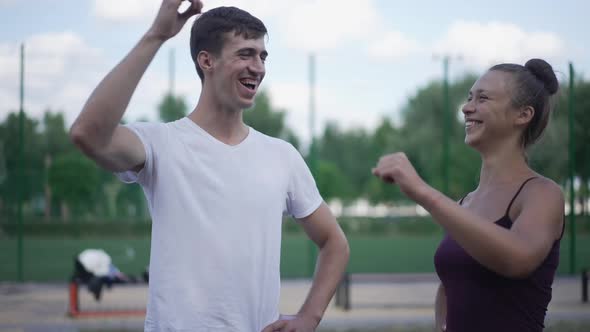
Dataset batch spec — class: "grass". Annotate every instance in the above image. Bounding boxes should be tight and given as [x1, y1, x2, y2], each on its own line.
[281, 233, 447, 277]
[1, 233, 589, 281]
[0, 236, 151, 282]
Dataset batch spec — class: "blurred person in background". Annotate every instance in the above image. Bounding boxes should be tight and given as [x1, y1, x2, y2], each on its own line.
[73, 248, 133, 301]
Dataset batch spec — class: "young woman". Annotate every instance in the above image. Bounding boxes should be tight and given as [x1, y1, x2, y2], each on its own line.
[372, 59, 564, 332]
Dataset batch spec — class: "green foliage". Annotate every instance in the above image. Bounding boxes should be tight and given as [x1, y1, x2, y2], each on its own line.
[399, 75, 480, 199]
[2, 72, 589, 223]
[365, 119, 406, 203]
[311, 75, 483, 204]
[244, 90, 301, 148]
[244, 90, 285, 137]
[48, 152, 100, 214]
[365, 177, 405, 204]
[116, 183, 147, 218]
[529, 78, 590, 214]
[316, 123, 375, 203]
[0, 108, 156, 220]
[158, 93, 188, 122]
[565, 80, 590, 183]
[315, 160, 352, 201]
[40, 112, 70, 156]
[0, 111, 44, 214]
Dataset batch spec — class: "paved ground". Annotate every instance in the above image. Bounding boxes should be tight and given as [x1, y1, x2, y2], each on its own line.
[0, 275, 588, 331]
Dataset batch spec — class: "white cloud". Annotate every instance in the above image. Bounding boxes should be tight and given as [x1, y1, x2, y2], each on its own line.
[433, 21, 565, 68]
[279, 0, 381, 52]
[92, 0, 382, 53]
[206, 0, 285, 19]
[367, 30, 422, 60]
[26, 32, 102, 84]
[0, 0, 16, 7]
[0, 32, 106, 123]
[267, 81, 382, 146]
[0, 44, 19, 86]
[123, 69, 201, 123]
[92, 0, 160, 22]
[266, 82, 310, 139]
[92, 0, 283, 23]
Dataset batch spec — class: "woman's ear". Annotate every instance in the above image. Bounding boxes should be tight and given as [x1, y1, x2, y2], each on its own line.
[515, 105, 535, 126]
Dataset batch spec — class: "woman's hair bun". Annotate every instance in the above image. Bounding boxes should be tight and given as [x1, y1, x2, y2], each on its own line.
[525, 58, 559, 94]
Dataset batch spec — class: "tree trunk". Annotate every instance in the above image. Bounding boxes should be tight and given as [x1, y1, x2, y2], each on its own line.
[61, 201, 70, 222]
[44, 154, 52, 221]
[103, 181, 122, 218]
[581, 180, 589, 216]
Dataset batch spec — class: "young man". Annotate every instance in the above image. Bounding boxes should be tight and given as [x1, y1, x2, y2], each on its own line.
[70, 1, 349, 331]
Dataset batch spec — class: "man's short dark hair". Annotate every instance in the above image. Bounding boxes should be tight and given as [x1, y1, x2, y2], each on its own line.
[190, 7, 267, 82]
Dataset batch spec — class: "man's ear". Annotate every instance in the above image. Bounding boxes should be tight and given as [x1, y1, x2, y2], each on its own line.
[197, 51, 214, 75]
[515, 105, 535, 126]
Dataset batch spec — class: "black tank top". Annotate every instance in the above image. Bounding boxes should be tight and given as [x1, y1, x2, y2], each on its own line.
[434, 177, 564, 332]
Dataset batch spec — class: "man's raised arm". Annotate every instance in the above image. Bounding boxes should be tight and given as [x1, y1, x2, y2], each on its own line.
[70, 0, 201, 172]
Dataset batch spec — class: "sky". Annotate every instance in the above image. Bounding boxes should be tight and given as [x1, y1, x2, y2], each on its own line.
[1, 0, 588, 145]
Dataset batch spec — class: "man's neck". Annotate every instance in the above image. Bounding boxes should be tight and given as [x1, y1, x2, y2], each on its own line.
[187, 97, 249, 146]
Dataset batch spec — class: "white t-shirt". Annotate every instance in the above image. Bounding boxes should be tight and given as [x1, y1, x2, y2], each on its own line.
[117, 117, 323, 332]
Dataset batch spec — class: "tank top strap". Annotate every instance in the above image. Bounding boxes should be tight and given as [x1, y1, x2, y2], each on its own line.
[458, 195, 467, 205]
[504, 177, 538, 217]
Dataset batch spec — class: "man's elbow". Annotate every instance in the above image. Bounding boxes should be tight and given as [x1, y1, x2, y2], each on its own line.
[69, 121, 83, 144]
[321, 228, 349, 261]
[342, 236, 350, 260]
[70, 123, 91, 154]
[342, 241, 350, 266]
[333, 231, 350, 262]
[69, 121, 103, 157]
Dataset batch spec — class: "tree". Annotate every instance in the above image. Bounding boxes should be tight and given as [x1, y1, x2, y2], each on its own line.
[40, 111, 71, 156]
[365, 118, 405, 204]
[116, 182, 147, 218]
[526, 77, 590, 215]
[244, 90, 301, 148]
[316, 122, 374, 203]
[535, 78, 590, 215]
[315, 160, 352, 202]
[568, 80, 590, 215]
[399, 74, 480, 200]
[39, 111, 73, 219]
[0, 111, 44, 217]
[158, 93, 188, 122]
[48, 152, 100, 220]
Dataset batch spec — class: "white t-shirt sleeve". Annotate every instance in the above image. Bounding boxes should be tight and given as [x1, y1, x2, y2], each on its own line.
[285, 145, 323, 219]
[115, 122, 157, 185]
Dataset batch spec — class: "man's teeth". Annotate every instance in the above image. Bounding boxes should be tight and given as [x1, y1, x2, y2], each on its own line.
[240, 79, 257, 90]
[465, 120, 481, 128]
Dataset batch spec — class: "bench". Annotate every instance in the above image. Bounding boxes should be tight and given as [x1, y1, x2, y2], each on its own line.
[334, 273, 438, 311]
[334, 270, 590, 310]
